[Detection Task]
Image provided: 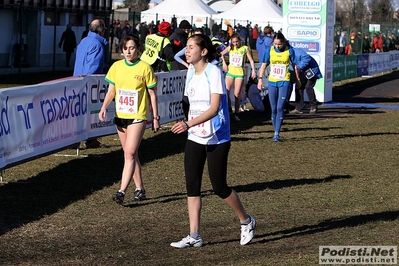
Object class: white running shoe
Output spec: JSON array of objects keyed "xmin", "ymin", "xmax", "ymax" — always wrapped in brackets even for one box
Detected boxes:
[
  {"xmin": 170, "ymin": 235, "xmax": 203, "ymax": 249},
  {"xmin": 240, "ymin": 215, "xmax": 256, "ymax": 245}
]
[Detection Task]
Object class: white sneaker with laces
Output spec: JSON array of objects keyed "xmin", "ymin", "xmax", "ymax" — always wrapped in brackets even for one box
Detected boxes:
[
  {"xmin": 170, "ymin": 235, "xmax": 203, "ymax": 249},
  {"xmin": 240, "ymin": 215, "xmax": 256, "ymax": 245}
]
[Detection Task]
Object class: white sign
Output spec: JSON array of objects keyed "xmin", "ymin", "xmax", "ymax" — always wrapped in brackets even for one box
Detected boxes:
[{"xmin": 369, "ymin": 24, "xmax": 381, "ymax": 32}]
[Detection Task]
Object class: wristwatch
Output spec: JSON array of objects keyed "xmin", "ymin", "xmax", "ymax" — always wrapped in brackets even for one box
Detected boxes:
[{"xmin": 154, "ymin": 116, "xmax": 160, "ymax": 121}]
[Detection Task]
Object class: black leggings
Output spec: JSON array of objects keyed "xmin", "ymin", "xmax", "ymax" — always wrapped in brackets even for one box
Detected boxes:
[{"xmin": 184, "ymin": 140, "xmax": 232, "ymax": 199}]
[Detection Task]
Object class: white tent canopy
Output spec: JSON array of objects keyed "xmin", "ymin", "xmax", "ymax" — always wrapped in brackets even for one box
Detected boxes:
[
  {"xmin": 212, "ymin": 0, "xmax": 283, "ymax": 31},
  {"xmin": 141, "ymin": 0, "xmax": 218, "ymax": 28}
]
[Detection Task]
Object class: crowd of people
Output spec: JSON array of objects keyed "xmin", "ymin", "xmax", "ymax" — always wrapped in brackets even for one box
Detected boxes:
[{"xmin": 334, "ymin": 28, "xmax": 399, "ymax": 55}]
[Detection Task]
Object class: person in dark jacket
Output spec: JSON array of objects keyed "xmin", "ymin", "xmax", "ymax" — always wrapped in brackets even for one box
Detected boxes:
[
  {"xmin": 59, "ymin": 24, "xmax": 77, "ymax": 67},
  {"xmin": 362, "ymin": 33, "xmax": 371, "ymax": 53},
  {"xmin": 169, "ymin": 20, "xmax": 192, "ymax": 70},
  {"xmin": 139, "ymin": 22, "xmax": 150, "ymax": 45}
]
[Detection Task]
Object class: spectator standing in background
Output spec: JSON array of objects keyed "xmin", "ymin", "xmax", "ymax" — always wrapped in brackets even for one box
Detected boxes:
[
  {"xmin": 333, "ymin": 30, "xmax": 340, "ymax": 55},
  {"xmin": 59, "ymin": 24, "xmax": 77, "ymax": 67},
  {"xmin": 348, "ymin": 32, "xmax": 361, "ymax": 54},
  {"xmin": 211, "ymin": 22, "xmax": 219, "ymax": 37},
  {"xmin": 239, "ymin": 24, "xmax": 248, "ymax": 45},
  {"xmin": 121, "ymin": 21, "xmax": 131, "ymax": 39},
  {"xmin": 339, "ymin": 30, "xmax": 347, "ymax": 55},
  {"xmin": 250, "ymin": 25, "xmax": 258, "ymax": 50},
  {"xmin": 227, "ymin": 24, "xmax": 234, "ymax": 37},
  {"xmin": 256, "ymin": 26, "xmax": 274, "ymax": 62},
  {"xmin": 362, "ymin": 33, "xmax": 371, "ymax": 53},
  {"xmin": 81, "ymin": 23, "xmax": 90, "ymax": 40},
  {"xmin": 139, "ymin": 22, "xmax": 150, "ymax": 45},
  {"xmin": 141, "ymin": 21, "xmax": 175, "ymax": 72},
  {"xmin": 169, "ymin": 20, "xmax": 192, "ymax": 70},
  {"xmin": 113, "ymin": 19, "xmax": 122, "ymax": 53},
  {"xmin": 377, "ymin": 34, "xmax": 384, "ymax": 52},
  {"xmin": 73, "ymin": 19, "xmax": 108, "ymax": 148}
]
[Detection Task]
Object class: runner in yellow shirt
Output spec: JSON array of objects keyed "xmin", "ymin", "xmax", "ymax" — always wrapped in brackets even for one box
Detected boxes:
[
  {"xmin": 221, "ymin": 33, "xmax": 257, "ymax": 121},
  {"xmin": 99, "ymin": 34, "xmax": 160, "ymax": 205}
]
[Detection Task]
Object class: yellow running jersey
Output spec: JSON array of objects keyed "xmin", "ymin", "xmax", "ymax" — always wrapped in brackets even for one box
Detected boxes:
[
  {"xmin": 227, "ymin": 45, "xmax": 248, "ymax": 77},
  {"xmin": 105, "ymin": 59, "xmax": 157, "ymax": 120},
  {"xmin": 268, "ymin": 46, "xmax": 291, "ymax": 82}
]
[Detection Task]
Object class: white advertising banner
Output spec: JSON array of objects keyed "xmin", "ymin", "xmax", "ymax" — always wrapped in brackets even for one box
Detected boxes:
[
  {"xmin": 368, "ymin": 53, "xmax": 392, "ymax": 75},
  {"xmin": 283, "ymin": 0, "xmax": 335, "ymax": 102},
  {"xmin": 0, "ymin": 72, "xmax": 186, "ymax": 169}
]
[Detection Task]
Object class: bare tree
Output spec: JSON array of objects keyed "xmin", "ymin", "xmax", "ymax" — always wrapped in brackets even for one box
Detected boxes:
[
  {"xmin": 122, "ymin": 0, "xmax": 151, "ymax": 11},
  {"xmin": 369, "ymin": 0, "xmax": 393, "ymax": 23},
  {"xmin": 336, "ymin": 0, "xmax": 368, "ymax": 28}
]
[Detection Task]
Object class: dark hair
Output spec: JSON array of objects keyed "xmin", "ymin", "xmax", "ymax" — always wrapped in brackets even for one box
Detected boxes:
[
  {"xmin": 229, "ymin": 33, "xmax": 241, "ymax": 50},
  {"xmin": 188, "ymin": 34, "xmax": 216, "ymax": 62},
  {"xmin": 263, "ymin": 26, "xmax": 274, "ymax": 35},
  {"xmin": 216, "ymin": 29, "xmax": 229, "ymax": 42},
  {"xmin": 119, "ymin": 34, "xmax": 142, "ymax": 53},
  {"xmin": 194, "ymin": 28, "xmax": 205, "ymax": 34},
  {"xmin": 273, "ymin": 32, "xmax": 287, "ymax": 43}
]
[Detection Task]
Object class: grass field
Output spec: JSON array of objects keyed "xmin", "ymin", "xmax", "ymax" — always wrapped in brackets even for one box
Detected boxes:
[{"xmin": 0, "ymin": 72, "xmax": 399, "ymax": 265}]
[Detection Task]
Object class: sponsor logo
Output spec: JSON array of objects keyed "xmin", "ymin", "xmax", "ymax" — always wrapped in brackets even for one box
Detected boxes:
[
  {"xmin": 287, "ymin": 13, "xmax": 321, "ymax": 26},
  {"xmin": 290, "ymin": 41, "xmax": 320, "ymax": 52},
  {"xmin": 288, "ymin": 27, "xmax": 321, "ymax": 40},
  {"xmin": 288, "ymin": 0, "xmax": 322, "ymax": 12}
]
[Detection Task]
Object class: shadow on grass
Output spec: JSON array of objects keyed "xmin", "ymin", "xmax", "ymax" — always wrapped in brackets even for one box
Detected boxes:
[
  {"xmin": 257, "ymin": 209, "xmax": 399, "ymax": 244},
  {"xmin": 112, "ymin": 175, "xmax": 352, "ymax": 208},
  {"xmin": 205, "ymin": 210, "xmax": 399, "ymax": 247},
  {"xmin": 0, "ymin": 130, "xmax": 188, "ymax": 236},
  {"xmin": 289, "ymin": 132, "xmax": 399, "ymax": 142},
  {"xmin": 232, "ymin": 174, "xmax": 352, "ymax": 192}
]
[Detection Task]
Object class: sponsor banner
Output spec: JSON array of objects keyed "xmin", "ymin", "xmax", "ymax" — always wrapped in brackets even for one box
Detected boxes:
[
  {"xmin": 284, "ymin": 0, "xmax": 334, "ymax": 102},
  {"xmin": 0, "ymin": 72, "xmax": 186, "ymax": 169},
  {"xmin": 368, "ymin": 53, "xmax": 392, "ymax": 75},
  {"xmin": 357, "ymin": 54, "xmax": 369, "ymax": 76}
]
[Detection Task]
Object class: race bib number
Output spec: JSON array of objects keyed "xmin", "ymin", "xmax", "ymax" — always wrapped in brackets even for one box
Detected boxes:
[
  {"xmin": 270, "ymin": 64, "xmax": 286, "ymax": 80},
  {"xmin": 116, "ymin": 88, "xmax": 138, "ymax": 115},
  {"xmin": 189, "ymin": 109, "xmax": 213, "ymax": 138},
  {"xmin": 230, "ymin": 53, "xmax": 243, "ymax": 67}
]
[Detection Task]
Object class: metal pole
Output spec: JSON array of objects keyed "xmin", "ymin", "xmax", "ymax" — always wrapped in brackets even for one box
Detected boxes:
[
  {"xmin": 18, "ymin": 0, "xmax": 23, "ymax": 78},
  {"xmin": 53, "ymin": 6, "xmax": 57, "ymax": 75}
]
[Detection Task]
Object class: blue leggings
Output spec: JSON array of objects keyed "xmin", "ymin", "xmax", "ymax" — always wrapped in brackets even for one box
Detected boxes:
[{"xmin": 268, "ymin": 84, "xmax": 290, "ymax": 134}]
